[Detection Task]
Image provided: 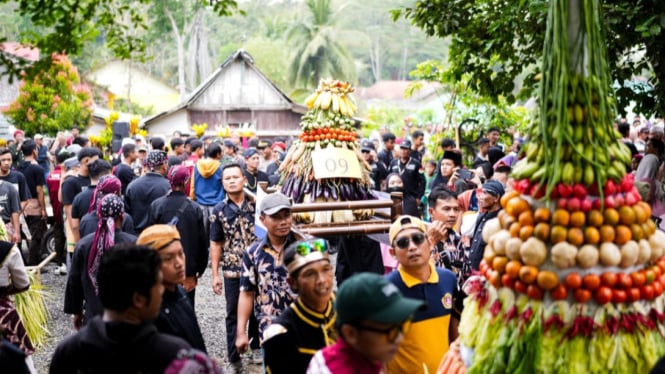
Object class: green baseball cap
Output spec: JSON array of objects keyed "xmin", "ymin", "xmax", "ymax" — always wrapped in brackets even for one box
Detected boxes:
[{"xmin": 335, "ymin": 273, "xmax": 426, "ymax": 326}]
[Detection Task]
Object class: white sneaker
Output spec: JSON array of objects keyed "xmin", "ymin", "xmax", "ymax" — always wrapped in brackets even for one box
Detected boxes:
[{"xmin": 57, "ymin": 264, "xmax": 67, "ymax": 275}]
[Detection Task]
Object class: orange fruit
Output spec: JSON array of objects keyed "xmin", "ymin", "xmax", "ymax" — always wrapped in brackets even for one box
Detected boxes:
[
  {"xmin": 534, "ymin": 222, "xmax": 550, "ymax": 241},
  {"xmin": 644, "ymin": 220, "xmax": 657, "ymax": 236},
  {"xmin": 534, "ymin": 207, "xmax": 551, "ymax": 223},
  {"xmin": 536, "ymin": 270, "xmax": 559, "ymax": 291},
  {"xmin": 550, "ymin": 225, "xmax": 568, "ymax": 244},
  {"xmin": 614, "ymin": 225, "xmax": 631, "ymax": 245},
  {"xmin": 570, "ymin": 211, "xmax": 586, "ymax": 228},
  {"xmin": 630, "ymin": 223, "xmax": 645, "ymax": 241},
  {"xmin": 633, "ymin": 205, "xmax": 648, "ymax": 224},
  {"xmin": 600, "ymin": 225, "xmax": 616, "ymax": 243},
  {"xmin": 519, "ymin": 265, "xmax": 539, "ymax": 284},
  {"xmin": 518, "ymin": 210, "xmax": 535, "ymax": 227},
  {"xmin": 552, "ymin": 209, "xmax": 570, "ymax": 227},
  {"xmin": 505, "ymin": 260, "xmax": 522, "ymax": 279},
  {"xmin": 567, "ymin": 227, "xmax": 584, "ymax": 246},
  {"xmin": 587, "ymin": 210, "xmax": 604, "ymax": 227},
  {"xmin": 519, "ymin": 225, "xmax": 534, "ymax": 241},
  {"xmin": 492, "ymin": 256, "xmax": 509, "ymax": 274},
  {"xmin": 506, "ymin": 197, "xmax": 530, "ymax": 217},
  {"xmin": 501, "ymin": 190, "xmax": 520, "ymax": 209},
  {"xmin": 489, "ymin": 271, "xmax": 501, "ymax": 288},
  {"xmin": 509, "ymin": 222, "xmax": 521, "ymax": 238},
  {"xmin": 604, "ymin": 208, "xmax": 620, "ymax": 226},
  {"xmin": 619, "ymin": 206, "xmax": 636, "ymax": 225},
  {"xmin": 637, "ymin": 202, "xmax": 652, "ymax": 218},
  {"xmin": 584, "ymin": 226, "xmax": 600, "ymax": 245}
]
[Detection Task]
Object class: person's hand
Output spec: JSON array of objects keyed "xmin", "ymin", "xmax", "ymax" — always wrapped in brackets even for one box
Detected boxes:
[
  {"xmin": 212, "ymin": 275, "xmax": 223, "ymax": 296},
  {"xmin": 73, "ymin": 313, "xmax": 84, "ymax": 330},
  {"xmin": 428, "ymin": 220, "xmax": 448, "ymax": 245},
  {"xmin": 41, "ymin": 209, "xmax": 47, "ymax": 220},
  {"xmin": 11, "ymin": 230, "xmax": 21, "ymax": 244},
  {"xmin": 449, "ymin": 168, "xmax": 460, "ymax": 185},
  {"xmin": 236, "ymin": 331, "xmax": 249, "ymax": 354}
]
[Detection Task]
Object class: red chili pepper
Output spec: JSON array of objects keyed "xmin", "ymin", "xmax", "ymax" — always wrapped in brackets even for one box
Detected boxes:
[
  {"xmin": 504, "ymin": 305, "xmax": 518, "ymax": 323},
  {"xmin": 489, "ymin": 300, "xmax": 502, "ymax": 317},
  {"xmin": 544, "ymin": 314, "xmax": 564, "ymax": 334}
]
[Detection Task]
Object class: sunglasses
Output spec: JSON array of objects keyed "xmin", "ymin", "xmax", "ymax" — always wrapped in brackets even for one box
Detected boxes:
[
  {"xmin": 394, "ymin": 232, "xmax": 427, "ymax": 250},
  {"xmin": 352, "ymin": 319, "xmax": 412, "ymax": 342},
  {"xmin": 295, "ymin": 238, "xmax": 329, "ymax": 256}
]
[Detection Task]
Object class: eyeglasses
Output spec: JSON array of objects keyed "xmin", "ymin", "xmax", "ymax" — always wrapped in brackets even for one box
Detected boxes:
[
  {"xmin": 295, "ymin": 238, "xmax": 329, "ymax": 256},
  {"xmin": 394, "ymin": 232, "xmax": 427, "ymax": 250},
  {"xmin": 352, "ymin": 319, "xmax": 412, "ymax": 342}
]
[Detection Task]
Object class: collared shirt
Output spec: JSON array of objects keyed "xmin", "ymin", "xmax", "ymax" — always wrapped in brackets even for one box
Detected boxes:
[
  {"xmin": 239, "ymin": 233, "xmax": 298, "ymax": 335},
  {"xmin": 209, "ymin": 194, "xmax": 256, "ymax": 278},
  {"xmin": 432, "ymin": 230, "xmax": 468, "ymax": 289},
  {"xmin": 386, "ymin": 262, "xmax": 456, "ymax": 374},
  {"xmin": 307, "ymin": 337, "xmax": 382, "ymax": 374}
]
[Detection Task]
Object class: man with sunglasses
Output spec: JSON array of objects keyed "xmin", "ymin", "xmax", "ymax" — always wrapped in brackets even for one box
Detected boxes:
[
  {"xmin": 385, "ymin": 215, "xmax": 458, "ymax": 373},
  {"xmin": 236, "ymin": 192, "xmax": 300, "ymax": 360},
  {"xmin": 307, "ymin": 272, "xmax": 424, "ymax": 373},
  {"xmin": 263, "ymin": 238, "xmax": 336, "ymax": 373}
]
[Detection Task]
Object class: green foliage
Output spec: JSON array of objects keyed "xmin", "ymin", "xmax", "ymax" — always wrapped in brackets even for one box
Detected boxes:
[
  {"xmin": 244, "ymin": 36, "xmax": 291, "ymax": 91},
  {"xmin": 362, "ymin": 106, "xmax": 409, "ymax": 136},
  {"xmin": 113, "ymin": 98, "xmax": 154, "ymax": 117},
  {"xmin": 392, "ymin": 0, "xmax": 665, "ymax": 116},
  {"xmin": 286, "ymin": 0, "xmax": 357, "ymax": 89},
  {"xmin": 3, "ymin": 54, "xmax": 93, "ymax": 136}
]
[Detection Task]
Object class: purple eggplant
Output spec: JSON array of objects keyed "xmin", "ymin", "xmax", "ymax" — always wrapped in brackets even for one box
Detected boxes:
[
  {"xmin": 302, "ymin": 180, "xmax": 312, "ymax": 195},
  {"xmin": 323, "ymin": 183, "xmax": 330, "ymax": 200},
  {"xmin": 292, "ymin": 175, "xmax": 302, "ymax": 200},
  {"xmin": 330, "ymin": 184, "xmax": 339, "ymax": 200}
]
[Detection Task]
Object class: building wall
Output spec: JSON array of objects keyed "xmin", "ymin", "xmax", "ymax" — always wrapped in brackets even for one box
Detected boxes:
[
  {"xmin": 189, "ymin": 110, "xmax": 302, "ymax": 133},
  {"xmin": 146, "ymin": 110, "xmax": 190, "ymax": 138}
]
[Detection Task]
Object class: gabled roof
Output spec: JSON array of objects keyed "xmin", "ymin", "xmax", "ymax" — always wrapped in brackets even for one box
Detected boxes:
[{"xmin": 143, "ymin": 49, "xmax": 306, "ymax": 127}]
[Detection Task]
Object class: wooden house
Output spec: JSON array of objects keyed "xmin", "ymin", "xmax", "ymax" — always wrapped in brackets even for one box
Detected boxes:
[{"xmin": 142, "ymin": 50, "xmax": 306, "ymax": 139}]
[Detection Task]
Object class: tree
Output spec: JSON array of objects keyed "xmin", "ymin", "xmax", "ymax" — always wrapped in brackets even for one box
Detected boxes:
[
  {"xmin": 392, "ymin": 0, "xmax": 665, "ymax": 116},
  {"xmin": 286, "ymin": 0, "xmax": 357, "ymax": 89},
  {"xmin": 0, "ymin": 0, "xmax": 242, "ymax": 84},
  {"xmin": 3, "ymin": 54, "xmax": 93, "ymax": 136}
]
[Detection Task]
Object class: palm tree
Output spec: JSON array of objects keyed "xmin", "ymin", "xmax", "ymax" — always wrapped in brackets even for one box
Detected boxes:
[{"xmin": 286, "ymin": 0, "xmax": 357, "ymax": 90}]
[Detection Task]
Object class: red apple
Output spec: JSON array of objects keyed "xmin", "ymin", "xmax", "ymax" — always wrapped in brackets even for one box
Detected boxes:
[
  {"xmin": 592, "ymin": 198, "xmax": 602, "ymax": 210},
  {"xmin": 557, "ymin": 198, "xmax": 568, "ymax": 210},
  {"xmin": 614, "ymin": 193, "xmax": 625, "ymax": 207},
  {"xmin": 573, "ymin": 183, "xmax": 587, "ymax": 199},
  {"xmin": 567, "ymin": 197, "xmax": 581, "ymax": 211},
  {"xmin": 580, "ymin": 198, "xmax": 593, "ymax": 212},
  {"xmin": 604, "ymin": 194, "xmax": 616, "ymax": 209},
  {"xmin": 557, "ymin": 184, "xmax": 572, "ymax": 198},
  {"xmin": 604, "ymin": 180, "xmax": 617, "ymax": 195}
]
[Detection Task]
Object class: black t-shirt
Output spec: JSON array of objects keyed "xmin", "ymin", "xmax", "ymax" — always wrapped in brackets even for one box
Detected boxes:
[
  {"xmin": 114, "ymin": 163, "xmax": 136, "ymax": 195},
  {"xmin": 0, "ymin": 171, "xmax": 31, "ymax": 202},
  {"xmin": 70, "ymin": 186, "xmax": 95, "ymax": 220},
  {"xmin": 16, "ymin": 161, "xmax": 45, "ymax": 198},
  {"xmin": 61, "ymin": 175, "xmax": 91, "ymax": 206}
]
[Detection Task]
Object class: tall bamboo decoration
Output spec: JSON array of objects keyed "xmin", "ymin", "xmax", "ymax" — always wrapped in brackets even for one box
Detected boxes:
[{"xmin": 440, "ymin": 1, "xmax": 665, "ymax": 372}]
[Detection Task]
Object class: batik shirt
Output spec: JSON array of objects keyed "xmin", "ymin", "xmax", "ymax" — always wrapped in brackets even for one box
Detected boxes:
[
  {"xmin": 209, "ymin": 195, "xmax": 256, "ymax": 278},
  {"xmin": 432, "ymin": 230, "xmax": 468, "ymax": 289},
  {"xmin": 239, "ymin": 233, "xmax": 298, "ymax": 336}
]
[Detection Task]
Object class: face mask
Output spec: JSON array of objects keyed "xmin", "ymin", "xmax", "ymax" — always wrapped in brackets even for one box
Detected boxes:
[{"xmin": 387, "ymin": 186, "xmax": 404, "ymax": 193}]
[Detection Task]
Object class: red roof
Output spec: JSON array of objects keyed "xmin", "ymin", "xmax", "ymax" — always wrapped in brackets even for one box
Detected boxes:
[{"xmin": 0, "ymin": 42, "xmax": 39, "ymax": 61}]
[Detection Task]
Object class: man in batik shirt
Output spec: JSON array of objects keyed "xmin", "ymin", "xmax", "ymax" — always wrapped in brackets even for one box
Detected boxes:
[
  {"xmin": 236, "ymin": 193, "xmax": 301, "ymax": 357},
  {"xmin": 209, "ymin": 163, "xmax": 260, "ymax": 372}
]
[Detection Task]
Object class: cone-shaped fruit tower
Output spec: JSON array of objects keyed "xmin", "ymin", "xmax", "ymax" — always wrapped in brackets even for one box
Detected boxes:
[
  {"xmin": 441, "ymin": 1, "xmax": 665, "ymax": 372},
  {"xmin": 279, "ymin": 79, "xmax": 376, "ymax": 223}
]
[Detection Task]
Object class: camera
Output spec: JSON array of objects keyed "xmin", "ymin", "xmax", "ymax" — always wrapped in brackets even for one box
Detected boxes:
[{"xmin": 456, "ymin": 169, "xmax": 474, "ymax": 180}]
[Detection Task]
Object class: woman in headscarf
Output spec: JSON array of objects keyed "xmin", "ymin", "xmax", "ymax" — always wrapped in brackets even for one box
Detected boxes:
[
  {"xmin": 63, "ymin": 194, "xmax": 138, "ymax": 330},
  {"xmin": 78, "ymin": 175, "xmax": 136, "ymax": 237}
]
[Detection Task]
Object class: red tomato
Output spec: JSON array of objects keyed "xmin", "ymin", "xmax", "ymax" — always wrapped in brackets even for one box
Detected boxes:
[
  {"xmin": 642, "ymin": 284, "xmax": 655, "ymax": 300},
  {"xmin": 514, "ymin": 280, "xmax": 527, "ymax": 294},
  {"xmin": 657, "ymin": 260, "xmax": 665, "ymax": 274},
  {"xmin": 652, "ymin": 265, "xmax": 663, "ymax": 278},
  {"xmin": 550, "ymin": 284, "xmax": 568, "ymax": 300},
  {"xmin": 612, "ymin": 289, "xmax": 627, "ymax": 304},
  {"xmin": 479, "ymin": 260, "xmax": 488, "ymax": 274},
  {"xmin": 565, "ymin": 272, "xmax": 583, "ymax": 290},
  {"xmin": 617, "ymin": 273, "xmax": 633, "ymax": 289},
  {"xmin": 527, "ymin": 284, "xmax": 544, "ymax": 300},
  {"xmin": 574, "ymin": 289, "xmax": 592, "ymax": 303},
  {"xmin": 583, "ymin": 274, "xmax": 601, "ymax": 290},
  {"xmin": 628, "ymin": 288, "xmax": 641, "ymax": 302},
  {"xmin": 632, "ymin": 271, "xmax": 646, "ymax": 287},
  {"xmin": 594, "ymin": 287, "xmax": 613, "ymax": 304},
  {"xmin": 501, "ymin": 274, "xmax": 515, "ymax": 289},
  {"xmin": 654, "ymin": 281, "xmax": 664, "ymax": 297},
  {"xmin": 601, "ymin": 272, "xmax": 618, "ymax": 288}
]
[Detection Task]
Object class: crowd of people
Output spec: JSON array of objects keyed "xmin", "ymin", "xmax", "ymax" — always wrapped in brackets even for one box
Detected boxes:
[{"xmin": 0, "ymin": 116, "xmax": 661, "ymax": 373}]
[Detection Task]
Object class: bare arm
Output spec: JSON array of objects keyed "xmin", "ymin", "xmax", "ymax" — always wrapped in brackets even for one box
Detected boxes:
[
  {"xmin": 64, "ymin": 205, "xmax": 79, "ymax": 243},
  {"xmin": 11, "ymin": 212, "xmax": 20, "ymax": 244},
  {"xmin": 71, "ymin": 217, "xmax": 80, "ymax": 243},
  {"xmin": 236, "ymin": 290, "xmax": 255, "ymax": 354},
  {"xmin": 37, "ymin": 185, "xmax": 47, "ymax": 219},
  {"xmin": 210, "ymin": 240, "xmax": 223, "ymax": 295}
]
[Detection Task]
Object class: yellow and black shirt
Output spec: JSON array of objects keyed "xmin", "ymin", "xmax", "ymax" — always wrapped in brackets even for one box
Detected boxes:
[{"xmin": 262, "ymin": 297, "xmax": 337, "ymax": 374}]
